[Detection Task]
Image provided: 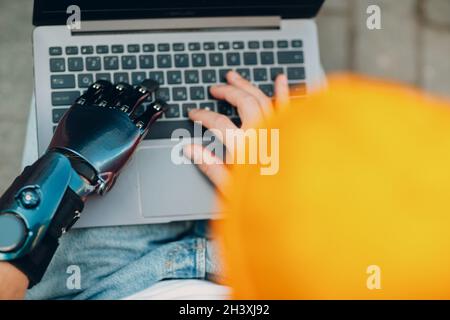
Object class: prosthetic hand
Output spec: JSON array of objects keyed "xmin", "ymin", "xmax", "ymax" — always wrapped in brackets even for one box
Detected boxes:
[{"xmin": 0, "ymin": 79, "xmax": 165, "ymax": 287}]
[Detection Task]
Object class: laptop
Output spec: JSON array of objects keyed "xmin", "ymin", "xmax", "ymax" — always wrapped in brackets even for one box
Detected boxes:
[{"xmin": 32, "ymin": 0, "xmax": 325, "ymax": 228}]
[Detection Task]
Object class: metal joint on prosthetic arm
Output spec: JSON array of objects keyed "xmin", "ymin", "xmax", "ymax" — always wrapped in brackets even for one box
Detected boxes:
[{"xmin": 0, "ymin": 151, "xmax": 93, "ymax": 287}]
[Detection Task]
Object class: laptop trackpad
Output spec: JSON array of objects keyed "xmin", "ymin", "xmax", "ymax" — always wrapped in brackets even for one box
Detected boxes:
[{"xmin": 136, "ymin": 145, "xmax": 218, "ymax": 218}]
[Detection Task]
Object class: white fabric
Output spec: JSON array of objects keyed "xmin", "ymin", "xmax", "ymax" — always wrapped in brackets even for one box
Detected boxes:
[{"xmin": 123, "ymin": 280, "xmax": 230, "ymax": 300}]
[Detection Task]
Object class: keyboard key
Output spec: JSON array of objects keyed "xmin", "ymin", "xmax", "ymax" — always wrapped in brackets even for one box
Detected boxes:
[
  {"xmin": 199, "ymin": 102, "xmax": 215, "ymax": 111},
  {"xmin": 209, "ymin": 53, "xmax": 224, "ymax": 67},
  {"xmin": 277, "ymin": 40, "xmax": 288, "ymax": 48},
  {"xmin": 260, "ymin": 52, "xmax": 275, "ymax": 65},
  {"xmin": 270, "ymin": 67, "xmax": 284, "ymax": 80},
  {"xmin": 127, "ymin": 44, "xmax": 140, "ymax": 53},
  {"xmin": 65, "ymin": 46, "xmax": 78, "ymax": 55},
  {"xmin": 259, "ymin": 84, "xmax": 274, "ymax": 97},
  {"xmin": 219, "ymin": 69, "xmax": 231, "ymax": 83},
  {"xmin": 78, "ymin": 74, "xmax": 94, "ymax": 88},
  {"xmin": 167, "ymin": 71, "xmax": 182, "ymax": 84},
  {"xmin": 253, "ymin": 68, "xmax": 268, "ymax": 82},
  {"xmin": 165, "ymin": 104, "xmax": 180, "ymax": 118},
  {"xmin": 182, "ymin": 103, "xmax": 197, "ymax": 117},
  {"xmin": 190, "ymin": 86, "xmax": 205, "ymax": 100},
  {"xmin": 174, "ymin": 54, "xmax": 189, "ymax": 68},
  {"xmin": 49, "ymin": 47, "xmax": 62, "ymax": 56},
  {"xmin": 218, "ymin": 42, "xmax": 230, "ymax": 50},
  {"xmin": 50, "ymin": 58, "xmax": 66, "ymax": 72},
  {"xmin": 143, "ymin": 44, "xmax": 155, "ymax": 52},
  {"xmin": 81, "ymin": 46, "xmax": 94, "ymax": 54},
  {"xmin": 95, "ymin": 73, "xmax": 111, "ymax": 81},
  {"xmin": 203, "ymin": 42, "xmax": 215, "ymax": 51},
  {"xmin": 139, "ymin": 55, "xmax": 154, "ymax": 69},
  {"xmin": 192, "ymin": 54, "xmax": 206, "ymax": 67},
  {"xmin": 188, "ymin": 42, "xmax": 201, "ymax": 51},
  {"xmin": 86, "ymin": 56, "xmax": 101, "ymax": 71},
  {"xmin": 50, "ymin": 75, "xmax": 75, "ymax": 89},
  {"xmin": 232, "ymin": 41, "xmax": 244, "ymax": 49},
  {"xmin": 173, "ymin": 43, "xmax": 185, "ymax": 51},
  {"xmin": 226, "ymin": 52, "xmax": 240, "ymax": 66},
  {"xmin": 157, "ymin": 54, "xmax": 172, "ymax": 68},
  {"xmin": 67, "ymin": 57, "xmax": 83, "ymax": 71},
  {"xmin": 289, "ymin": 83, "xmax": 307, "ymax": 96},
  {"xmin": 111, "ymin": 45, "xmax": 124, "ymax": 53},
  {"xmin": 287, "ymin": 67, "xmax": 305, "ymax": 80},
  {"xmin": 172, "ymin": 87, "xmax": 188, "ymax": 101},
  {"xmin": 104, "ymin": 56, "xmax": 119, "ymax": 70},
  {"xmin": 113, "ymin": 72, "xmax": 129, "ymax": 83},
  {"xmin": 184, "ymin": 70, "xmax": 199, "ymax": 84},
  {"xmin": 52, "ymin": 108, "xmax": 68, "ymax": 123},
  {"xmin": 206, "ymin": 85, "xmax": 214, "ymax": 100},
  {"xmin": 217, "ymin": 101, "xmax": 234, "ymax": 116},
  {"xmin": 131, "ymin": 72, "xmax": 146, "ymax": 85},
  {"xmin": 121, "ymin": 56, "xmax": 137, "ymax": 69},
  {"xmin": 156, "ymin": 87, "xmax": 170, "ymax": 101},
  {"xmin": 277, "ymin": 51, "xmax": 304, "ymax": 64},
  {"xmin": 158, "ymin": 43, "xmax": 170, "ymax": 52},
  {"xmin": 202, "ymin": 70, "xmax": 217, "ymax": 83},
  {"xmin": 243, "ymin": 52, "xmax": 257, "ymax": 65},
  {"xmin": 149, "ymin": 71, "xmax": 165, "ymax": 85},
  {"xmin": 248, "ymin": 41, "xmax": 260, "ymax": 49},
  {"xmin": 263, "ymin": 40, "xmax": 274, "ymax": 49},
  {"xmin": 51, "ymin": 91, "xmax": 80, "ymax": 106},
  {"xmin": 291, "ymin": 39, "xmax": 303, "ymax": 48},
  {"xmin": 236, "ymin": 68, "xmax": 251, "ymax": 81},
  {"xmin": 96, "ymin": 45, "xmax": 109, "ymax": 54}
]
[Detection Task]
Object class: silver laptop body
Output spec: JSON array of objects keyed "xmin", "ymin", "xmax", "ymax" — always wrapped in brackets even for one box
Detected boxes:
[{"xmin": 32, "ymin": 0, "xmax": 325, "ymax": 227}]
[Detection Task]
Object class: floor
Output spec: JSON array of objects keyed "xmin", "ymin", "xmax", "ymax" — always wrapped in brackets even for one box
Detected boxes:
[{"xmin": 0, "ymin": 0, "xmax": 449, "ymax": 193}]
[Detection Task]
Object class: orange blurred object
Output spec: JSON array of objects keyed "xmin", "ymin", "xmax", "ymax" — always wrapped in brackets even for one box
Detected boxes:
[{"xmin": 215, "ymin": 74, "xmax": 450, "ymax": 299}]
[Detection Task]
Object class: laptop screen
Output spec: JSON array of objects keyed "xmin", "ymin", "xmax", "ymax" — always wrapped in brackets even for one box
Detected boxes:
[{"xmin": 33, "ymin": 0, "xmax": 325, "ymax": 26}]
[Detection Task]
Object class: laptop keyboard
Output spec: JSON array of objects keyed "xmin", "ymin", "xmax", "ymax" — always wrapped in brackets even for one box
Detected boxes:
[{"xmin": 48, "ymin": 39, "xmax": 306, "ymax": 139}]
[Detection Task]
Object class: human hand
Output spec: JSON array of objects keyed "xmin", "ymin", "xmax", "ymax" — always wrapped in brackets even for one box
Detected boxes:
[{"xmin": 183, "ymin": 71, "xmax": 290, "ymax": 194}]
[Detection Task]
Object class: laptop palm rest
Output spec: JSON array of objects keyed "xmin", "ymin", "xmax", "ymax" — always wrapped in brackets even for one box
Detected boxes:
[
  {"xmin": 136, "ymin": 145, "xmax": 217, "ymax": 218},
  {"xmin": 75, "ymin": 144, "xmax": 217, "ymax": 228}
]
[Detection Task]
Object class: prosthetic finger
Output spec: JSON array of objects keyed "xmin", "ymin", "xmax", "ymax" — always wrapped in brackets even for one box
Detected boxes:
[
  {"xmin": 126, "ymin": 79, "xmax": 160, "ymax": 116},
  {"xmin": 106, "ymin": 82, "xmax": 135, "ymax": 111},
  {"xmin": 75, "ymin": 80, "xmax": 113, "ymax": 106},
  {"xmin": 133, "ymin": 99, "xmax": 167, "ymax": 134}
]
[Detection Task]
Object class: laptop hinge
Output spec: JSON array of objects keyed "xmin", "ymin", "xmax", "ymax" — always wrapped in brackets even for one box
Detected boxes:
[{"xmin": 72, "ymin": 16, "xmax": 281, "ymax": 34}]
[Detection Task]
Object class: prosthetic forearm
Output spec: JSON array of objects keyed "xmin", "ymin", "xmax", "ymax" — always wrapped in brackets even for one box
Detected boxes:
[
  {"xmin": 0, "ymin": 79, "xmax": 165, "ymax": 288},
  {"xmin": 0, "ymin": 151, "xmax": 91, "ymax": 286}
]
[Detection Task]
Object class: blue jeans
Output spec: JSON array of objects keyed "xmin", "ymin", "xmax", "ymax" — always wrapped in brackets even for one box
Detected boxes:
[{"xmin": 26, "ymin": 220, "xmax": 220, "ymax": 300}]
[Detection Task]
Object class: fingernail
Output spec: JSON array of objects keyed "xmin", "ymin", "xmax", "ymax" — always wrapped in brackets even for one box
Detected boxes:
[
  {"xmin": 227, "ymin": 70, "xmax": 239, "ymax": 80},
  {"xmin": 188, "ymin": 108, "xmax": 199, "ymax": 115},
  {"xmin": 278, "ymin": 74, "xmax": 288, "ymax": 84},
  {"xmin": 183, "ymin": 145, "xmax": 192, "ymax": 158}
]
